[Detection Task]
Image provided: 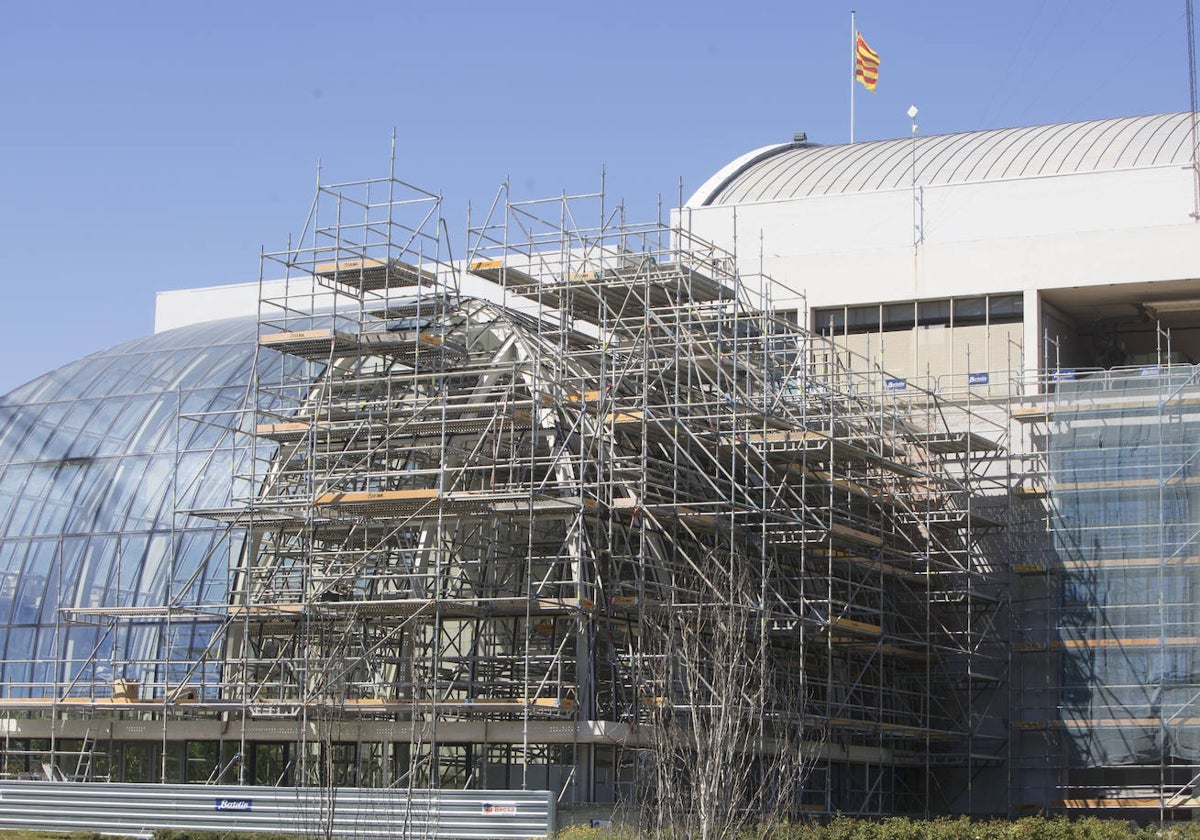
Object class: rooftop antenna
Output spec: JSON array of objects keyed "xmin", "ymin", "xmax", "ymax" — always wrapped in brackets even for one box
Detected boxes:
[
  {"xmin": 1188, "ymin": 0, "xmax": 1200, "ymax": 220},
  {"xmin": 389, "ymin": 127, "xmax": 397, "ymax": 182},
  {"xmin": 909, "ymin": 104, "xmax": 921, "ymax": 301},
  {"xmin": 908, "ymin": 104, "xmax": 921, "ymax": 248}
]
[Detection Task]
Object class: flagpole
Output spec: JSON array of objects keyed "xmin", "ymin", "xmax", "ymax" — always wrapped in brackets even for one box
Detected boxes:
[{"xmin": 850, "ymin": 10, "xmax": 856, "ymax": 144}]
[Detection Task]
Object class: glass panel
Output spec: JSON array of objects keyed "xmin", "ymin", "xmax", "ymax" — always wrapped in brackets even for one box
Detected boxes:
[
  {"xmin": 128, "ymin": 398, "xmax": 179, "ymax": 452},
  {"xmin": 0, "ymin": 464, "xmax": 32, "ymax": 533},
  {"xmin": 988, "ymin": 293, "xmax": 1024, "ymax": 320},
  {"xmin": 107, "ymin": 396, "xmax": 160, "ymax": 447},
  {"xmin": 953, "ymin": 296, "xmax": 987, "ymax": 326},
  {"xmin": 7, "ymin": 466, "xmax": 52, "ymax": 537},
  {"xmin": 0, "ymin": 541, "xmax": 23, "ymax": 625},
  {"xmin": 125, "ymin": 456, "xmax": 175, "ymax": 530},
  {"xmin": 72, "ymin": 535, "xmax": 120, "ymax": 611},
  {"xmin": 813, "ymin": 308, "xmax": 844, "ymax": 334},
  {"xmin": 881, "ymin": 302, "xmax": 915, "ymax": 330},
  {"xmin": 76, "ymin": 357, "xmax": 127, "ymax": 399},
  {"xmin": 61, "ymin": 624, "xmax": 103, "ymax": 691},
  {"xmin": 918, "ymin": 299, "xmax": 952, "ymax": 327},
  {"xmin": 62, "ymin": 461, "xmax": 118, "ymax": 535},
  {"xmin": 3, "ymin": 626, "xmax": 35, "ymax": 695},
  {"xmin": 14, "ymin": 539, "xmax": 54, "ymax": 625},
  {"xmin": 87, "ymin": 396, "xmax": 132, "ymax": 455},
  {"xmin": 0, "ymin": 406, "xmax": 29, "ymax": 452},
  {"xmin": 847, "ymin": 305, "xmax": 881, "ymax": 332},
  {"xmin": 139, "ymin": 534, "xmax": 173, "ymax": 605},
  {"xmin": 116, "ymin": 535, "xmax": 148, "ymax": 608}
]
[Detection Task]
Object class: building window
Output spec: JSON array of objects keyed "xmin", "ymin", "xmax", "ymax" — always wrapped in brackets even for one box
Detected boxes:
[
  {"xmin": 952, "ymin": 297, "xmax": 987, "ymax": 327},
  {"xmin": 814, "ymin": 292, "xmax": 1022, "ymax": 336},
  {"xmin": 988, "ymin": 294, "xmax": 1023, "ymax": 322},
  {"xmin": 814, "ymin": 309, "xmax": 845, "ymax": 334},
  {"xmin": 847, "ymin": 305, "xmax": 881, "ymax": 332},
  {"xmin": 882, "ymin": 303, "xmax": 915, "ymax": 330},
  {"xmin": 918, "ymin": 299, "xmax": 952, "ymax": 328}
]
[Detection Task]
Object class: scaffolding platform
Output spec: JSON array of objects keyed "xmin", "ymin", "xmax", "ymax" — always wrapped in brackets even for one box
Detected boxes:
[
  {"xmin": 483, "ymin": 260, "xmax": 733, "ymax": 327},
  {"xmin": 311, "ymin": 488, "xmax": 595, "ymax": 520},
  {"xmin": 260, "ymin": 327, "xmax": 467, "ymax": 365},
  {"xmin": 468, "ymin": 259, "xmax": 537, "ymax": 288},
  {"xmin": 260, "ymin": 328, "xmax": 358, "ymax": 359},
  {"xmin": 1012, "ymin": 479, "xmax": 1047, "ymax": 498},
  {"xmin": 912, "ymin": 431, "xmax": 1000, "ymax": 453},
  {"xmin": 315, "ymin": 257, "xmax": 436, "ymax": 291}
]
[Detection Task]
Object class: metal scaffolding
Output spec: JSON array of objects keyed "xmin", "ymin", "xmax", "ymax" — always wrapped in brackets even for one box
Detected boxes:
[{"xmin": 1, "ymin": 172, "xmax": 1009, "ymax": 818}]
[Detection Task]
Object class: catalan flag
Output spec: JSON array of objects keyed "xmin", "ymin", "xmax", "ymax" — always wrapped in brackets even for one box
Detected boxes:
[{"xmin": 855, "ymin": 32, "xmax": 880, "ymax": 92}]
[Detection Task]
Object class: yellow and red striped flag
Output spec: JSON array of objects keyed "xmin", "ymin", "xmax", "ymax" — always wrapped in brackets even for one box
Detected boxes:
[{"xmin": 855, "ymin": 32, "xmax": 880, "ymax": 92}]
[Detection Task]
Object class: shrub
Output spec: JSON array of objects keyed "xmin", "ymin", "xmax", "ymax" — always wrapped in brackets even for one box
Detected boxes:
[{"xmin": 551, "ymin": 815, "xmax": 1175, "ymax": 840}]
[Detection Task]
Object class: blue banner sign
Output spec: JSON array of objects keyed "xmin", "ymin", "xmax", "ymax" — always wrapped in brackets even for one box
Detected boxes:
[{"xmin": 215, "ymin": 799, "xmax": 253, "ymax": 812}]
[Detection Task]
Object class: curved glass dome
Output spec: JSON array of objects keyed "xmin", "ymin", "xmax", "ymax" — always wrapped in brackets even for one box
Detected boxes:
[{"xmin": 0, "ymin": 317, "xmax": 304, "ymax": 699}]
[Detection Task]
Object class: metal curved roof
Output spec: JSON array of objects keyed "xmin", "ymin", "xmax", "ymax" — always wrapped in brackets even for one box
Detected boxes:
[{"xmin": 689, "ymin": 113, "xmax": 1197, "ymax": 207}]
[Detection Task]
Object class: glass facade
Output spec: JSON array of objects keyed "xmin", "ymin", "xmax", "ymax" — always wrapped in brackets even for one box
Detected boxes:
[{"xmin": 0, "ymin": 317, "xmax": 302, "ymax": 700}]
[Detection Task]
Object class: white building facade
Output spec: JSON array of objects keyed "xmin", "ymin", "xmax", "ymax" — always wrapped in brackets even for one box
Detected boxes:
[{"xmin": 678, "ymin": 113, "xmax": 1200, "ymax": 393}]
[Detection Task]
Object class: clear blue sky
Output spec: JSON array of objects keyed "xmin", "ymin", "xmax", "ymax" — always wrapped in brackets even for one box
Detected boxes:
[{"xmin": 0, "ymin": 1, "xmax": 1190, "ymax": 395}]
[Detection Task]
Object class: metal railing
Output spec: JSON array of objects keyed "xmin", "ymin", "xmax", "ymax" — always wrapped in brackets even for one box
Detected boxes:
[{"xmin": 0, "ymin": 780, "xmax": 553, "ymax": 839}]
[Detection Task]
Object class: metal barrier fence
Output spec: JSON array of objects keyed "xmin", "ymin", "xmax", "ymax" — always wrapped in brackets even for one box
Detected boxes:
[{"xmin": 0, "ymin": 780, "xmax": 554, "ymax": 838}]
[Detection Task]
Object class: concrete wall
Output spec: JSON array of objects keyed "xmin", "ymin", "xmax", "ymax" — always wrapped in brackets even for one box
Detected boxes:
[{"xmin": 155, "ymin": 280, "xmax": 281, "ymax": 332}]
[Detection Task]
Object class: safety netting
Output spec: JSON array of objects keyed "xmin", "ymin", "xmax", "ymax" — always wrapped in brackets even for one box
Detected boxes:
[{"xmin": 1047, "ymin": 366, "xmax": 1200, "ymax": 766}]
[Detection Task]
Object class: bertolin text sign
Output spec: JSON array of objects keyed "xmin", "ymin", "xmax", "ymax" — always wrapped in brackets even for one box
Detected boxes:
[{"xmin": 215, "ymin": 798, "xmax": 253, "ymax": 812}]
